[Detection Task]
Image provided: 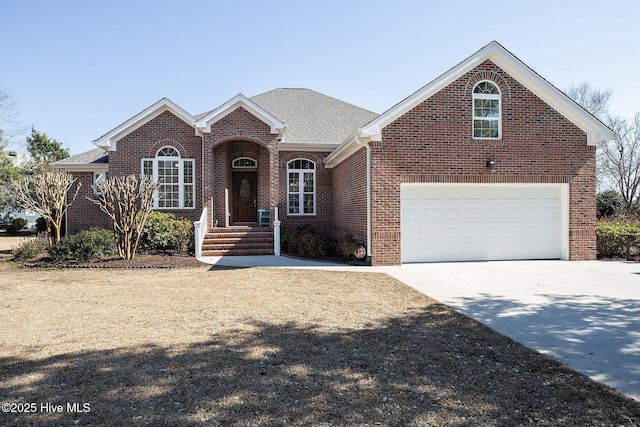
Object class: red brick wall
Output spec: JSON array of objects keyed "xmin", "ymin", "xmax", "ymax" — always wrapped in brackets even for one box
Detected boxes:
[
  {"xmin": 277, "ymin": 151, "xmax": 333, "ymax": 237},
  {"xmin": 368, "ymin": 60, "xmax": 595, "ymax": 265},
  {"xmin": 108, "ymin": 110, "xmax": 203, "ymax": 223},
  {"xmin": 203, "ymin": 108, "xmax": 280, "ymax": 229},
  {"xmin": 66, "ymin": 172, "xmax": 112, "ymax": 234},
  {"xmin": 331, "ymin": 147, "xmax": 368, "ymax": 244}
]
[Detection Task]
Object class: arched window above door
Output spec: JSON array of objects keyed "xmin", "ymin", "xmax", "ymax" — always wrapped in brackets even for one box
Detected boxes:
[{"xmin": 232, "ymin": 157, "xmax": 257, "ymax": 168}]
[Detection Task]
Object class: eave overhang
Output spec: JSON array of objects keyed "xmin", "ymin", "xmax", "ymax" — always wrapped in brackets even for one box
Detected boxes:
[{"xmin": 92, "ymin": 98, "xmax": 196, "ymax": 151}]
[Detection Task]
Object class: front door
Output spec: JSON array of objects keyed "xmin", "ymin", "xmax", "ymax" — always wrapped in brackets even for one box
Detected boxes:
[{"xmin": 233, "ymin": 172, "xmax": 257, "ymax": 223}]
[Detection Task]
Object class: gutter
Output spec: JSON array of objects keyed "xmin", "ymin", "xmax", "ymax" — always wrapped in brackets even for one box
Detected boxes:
[{"xmin": 354, "ymin": 129, "xmax": 372, "ymax": 258}]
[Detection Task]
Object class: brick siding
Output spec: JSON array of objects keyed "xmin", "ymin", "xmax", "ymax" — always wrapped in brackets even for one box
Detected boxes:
[
  {"xmin": 66, "ymin": 59, "xmax": 597, "ymax": 265},
  {"xmin": 65, "ymin": 172, "xmax": 112, "ymax": 234},
  {"xmin": 277, "ymin": 151, "xmax": 333, "ymax": 237},
  {"xmin": 366, "ymin": 60, "xmax": 595, "ymax": 265},
  {"xmin": 108, "ymin": 110, "xmax": 203, "ymax": 222},
  {"xmin": 331, "ymin": 147, "xmax": 368, "ymax": 244}
]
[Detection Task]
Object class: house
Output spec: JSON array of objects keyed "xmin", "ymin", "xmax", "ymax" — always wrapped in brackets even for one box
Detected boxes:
[
  {"xmin": 1, "ymin": 151, "xmax": 40, "ymax": 230},
  {"xmin": 53, "ymin": 41, "xmax": 614, "ymax": 265}
]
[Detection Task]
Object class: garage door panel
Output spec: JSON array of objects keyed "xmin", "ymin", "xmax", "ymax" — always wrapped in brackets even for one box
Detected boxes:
[{"xmin": 401, "ymin": 185, "xmax": 563, "ymax": 263}]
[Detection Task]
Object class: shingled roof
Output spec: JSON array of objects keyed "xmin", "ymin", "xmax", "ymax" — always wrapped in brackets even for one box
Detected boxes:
[
  {"xmin": 52, "ymin": 147, "xmax": 108, "ymax": 171},
  {"xmin": 56, "ymin": 89, "xmax": 380, "ymax": 167},
  {"xmin": 250, "ymin": 88, "xmax": 378, "ymax": 144}
]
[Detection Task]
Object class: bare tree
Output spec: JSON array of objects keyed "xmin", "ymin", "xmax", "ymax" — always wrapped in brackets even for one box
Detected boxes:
[
  {"xmin": 566, "ymin": 82, "xmax": 613, "ymax": 119},
  {"xmin": 598, "ymin": 113, "xmax": 640, "ymax": 206},
  {"xmin": 0, "ymin": 89, "xmax": 28, "ymax": 148},
  {"xmin": 9, "ymin": 169, "xmax": 81, "ymax": 244},
  {"xmin": 90, "ymin": 174, "xmax": 160, "ymax": 260}
]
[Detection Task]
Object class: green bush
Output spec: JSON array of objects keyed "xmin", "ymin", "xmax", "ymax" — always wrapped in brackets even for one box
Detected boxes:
[
  {"xmin": 596, "ymin": 219, "xmax": 640, "ymax": 258},
  {"xmin": 281, "ymin": 225, "xmax": 333, "ymax": 258},
  {"xmin": 11, "ymin": 237, "xmax": 47, "ymax": 261},
  {"xmin": 6, "ymin": 217, "xmax": 28, "ymax": 235},
  {"xmin": 139, "ymin": 212, "xmax": 193, "ymax": 254},
  {"xmin": 49, "ymin": 228, "xmax": 117, "ymax": 261}
]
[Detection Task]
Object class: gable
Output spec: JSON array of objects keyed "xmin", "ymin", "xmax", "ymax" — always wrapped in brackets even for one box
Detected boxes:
[
  {"xmin": 360, "ymin": 41, "xmax": 614, "ymax": 146},
  {"xmin": 194, "ymin": 94, "xmax": 285, "ymax": 136},
  {"xmin": 93, "ymin": 98, "xmax": 195, "ymax": 151},
  {"xmin": 326, "ymin": 41, "xmax": 615, "ymax": 168}
]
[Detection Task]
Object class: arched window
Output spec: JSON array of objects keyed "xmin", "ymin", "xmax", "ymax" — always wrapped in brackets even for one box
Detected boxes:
[
  {"xmin": 473, "ymin": 81, "xmax": 501, "ymax": 139},
  {"xmin": 232, "ymin": 157, "xmax": 257, "ymax": 168},
  {"xmin": 142, "ymin": 146, "xmax": 195, "ymax": 209},
  {"xmin": 287, "ymin": 159, "xmax": 315, "ymax": 215}
]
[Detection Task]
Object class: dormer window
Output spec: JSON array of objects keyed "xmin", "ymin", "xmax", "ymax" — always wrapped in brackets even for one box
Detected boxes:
[{"xmin": 473, "ymin": 81, "xmax": 501, "ymax": 139}]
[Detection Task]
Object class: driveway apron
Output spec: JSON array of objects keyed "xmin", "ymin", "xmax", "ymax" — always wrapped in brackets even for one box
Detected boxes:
[{"xmin": 387, "ymin": 260, "xmax": 640, "ymax": 401}]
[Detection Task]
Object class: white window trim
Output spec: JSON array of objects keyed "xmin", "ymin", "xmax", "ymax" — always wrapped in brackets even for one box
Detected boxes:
[
  {"xmin": 472, "ymin": 81, "xmax": 502, "ymax": 140},
  {"xmin": 287, "ymin": 159, "xmax": 316, "ymax": 216},
  {"xmin": 93, "ymin": 172, "xmax": 106, "ymax": 195},
  {"xmin": 141, "ymin": 147, "xmax": 195, "ymax": 210}
]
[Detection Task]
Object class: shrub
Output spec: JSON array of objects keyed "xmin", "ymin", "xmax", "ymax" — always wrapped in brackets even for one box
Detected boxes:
[
  {"xmin": 49, "ymin": 228, "xmax": 117, "ymax": 261},
  {"xmin": 6, "ymin": 217, "xmax": 28, "ymax": 235},
  {"xmin": 596, "ymin": 218, "xmax": 640, "ymax": 258},
  {"xmin": 281, "ymin": 225, "xmax": 333, "ymax": 258},
  {"xmin": 11, "ymin": 237, "xmax": 47, "ymax": 261},
  {"xmin": 139, "ymin": 212, "xmax": 193, "ymax": 254},
  {"xmin": 36, "ymin": 216, "xmax": 48, "ymax": 234},
  {"xmin": 337, "ymin": 234, "xmax": 359, "ymax": 261},
  {"xmin": 596, "ymin": 190, "xmax": 625, "ymax": 218}
]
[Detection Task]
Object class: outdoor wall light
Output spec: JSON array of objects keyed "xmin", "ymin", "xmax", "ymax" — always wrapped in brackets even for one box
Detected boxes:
[{"xmin": 486, "ymin": 159, "xmax": 496, "ymax": 172}]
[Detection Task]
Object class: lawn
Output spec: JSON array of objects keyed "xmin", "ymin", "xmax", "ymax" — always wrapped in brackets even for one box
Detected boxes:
[{"xmin": 1, "ymin": 258, "xmax": 639, "ymax": 426}]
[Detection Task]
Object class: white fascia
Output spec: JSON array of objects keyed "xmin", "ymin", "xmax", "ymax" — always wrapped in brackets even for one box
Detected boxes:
[
  {"xmin": 279, "ymin": 142, "xmax": 339, "ymax": 152},
  {"xmin": 52, "ymin": 163, "xmax": 109, "ymax": 173},
  {"xmin": 194, "ymin": 94, "xmax": 286, "ymax": 137},
  {"xmin": 92, "ymin": 98, "xmax": 196, "ymax": 151},
  {"xmin": 324, "ymin": 129, "xmax": 374, "ymax": 168}
]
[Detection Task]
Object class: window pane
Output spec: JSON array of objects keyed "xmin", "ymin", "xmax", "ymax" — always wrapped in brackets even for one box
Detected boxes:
[
  {"xmin": 143, "ymin": 160, "xmax": 153, "ymax": 176},
  {"xmin": 184, "ymin": 185, "xmax": 194, "ymax": 208},
  {"xmin": 233, "ymin": 158, "xmax": 256, "ymax": 168},
  {"xmin": 288, "ymin": 173, "xmax": 299, "ymax": 193},
  {"xmin": 303, "ymin": 194, "xmax": 314, "ymax": 214},
  {"xmin": 157, "ymin": 147, "xmax": 179, "ymax": 157},
  {"xmin": 474, "ymin": 99, "xmax": 499, "ymax": 118},
  {"xmin": 288, "ymin": 194, "xmax": 299, "ymax": 214},
  {"xmin": 474, "ymin": 119, "xmax": 499, "ymax": 138},
  {"xmin": 184, "ymin": 160, "xmax": 193, "ymax": 184},
  {"xmin": 474, "ymin": 81, "xmax": 499, "ymax": 94},
  {"xmin": 158, "ymin": 160, "xmax": 179, "ymax": 183},
  {"xmin": 303, "ymin": 172, "xmax": 314, "ymax": 192}
]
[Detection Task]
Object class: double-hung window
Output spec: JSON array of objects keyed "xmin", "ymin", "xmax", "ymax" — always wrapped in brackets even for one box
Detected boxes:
[
  {"xmin": 142, "ymin": 146, "xmax": 195, "ymax": 209},
  {"xmin": 473, "ymin": 81, "xmax": 501, "ymax": 139},
  {"xmin": 287, "ymin": 159, "xmax": 315, "ymax": 215}
]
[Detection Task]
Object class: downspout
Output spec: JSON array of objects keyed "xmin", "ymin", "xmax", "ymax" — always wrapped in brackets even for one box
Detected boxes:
[{"xmin": 353, "ymin": 129, "xmax": 372, "ymax": 258}]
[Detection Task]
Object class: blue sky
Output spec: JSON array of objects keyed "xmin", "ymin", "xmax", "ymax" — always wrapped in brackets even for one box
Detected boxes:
[{"xmin": 1, "ymin": 0, "xmax": 639, "ymax": 155}]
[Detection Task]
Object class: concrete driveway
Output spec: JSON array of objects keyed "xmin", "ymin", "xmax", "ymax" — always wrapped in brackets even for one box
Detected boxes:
[{"xmin": 386, "ymin": 260, "xmax": 640, "ymax": 401}]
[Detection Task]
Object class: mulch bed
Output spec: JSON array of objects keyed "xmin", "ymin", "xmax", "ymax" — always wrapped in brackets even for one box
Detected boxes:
[{"xmin": 17, "ymin": 253, "xmax": 208, "ymax": 269}]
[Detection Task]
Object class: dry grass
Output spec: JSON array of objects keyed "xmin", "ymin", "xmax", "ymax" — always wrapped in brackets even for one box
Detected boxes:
[{"xmin": 0, "ymin": 251, "xmax": 639, "ymax": 425}]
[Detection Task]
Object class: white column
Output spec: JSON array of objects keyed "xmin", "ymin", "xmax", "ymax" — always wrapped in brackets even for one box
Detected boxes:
[{"xmin": 273, "ymin": 206, "xmax": 281, "ymax": 256}]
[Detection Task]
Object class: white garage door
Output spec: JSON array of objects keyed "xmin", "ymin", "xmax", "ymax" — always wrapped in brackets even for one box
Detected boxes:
[{"xmin": 401, "ymin": 184, "xmax": 567, "ymax": 263}]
